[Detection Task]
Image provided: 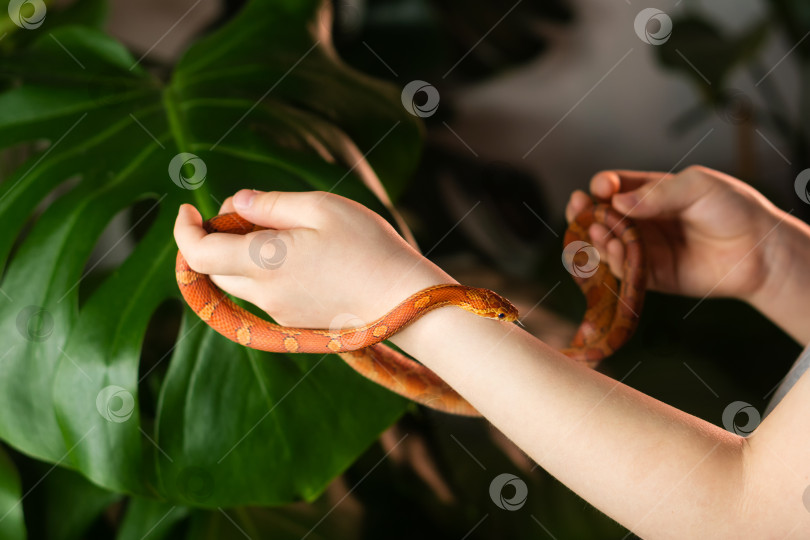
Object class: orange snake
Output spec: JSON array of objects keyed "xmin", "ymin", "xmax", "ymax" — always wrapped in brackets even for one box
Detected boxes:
[{"xmin": 175, "ymin": 202, "xmax": 646, "ymax": 416}]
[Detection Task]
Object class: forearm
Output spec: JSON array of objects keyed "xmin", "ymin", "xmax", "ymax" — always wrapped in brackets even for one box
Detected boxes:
[
  {"xmin": 748, "ymin": 209, "xmax": 810, "ymax": 345},
  {"xmin": 390, "ymin": 309, "xmax": 751, "ymax": 538}
]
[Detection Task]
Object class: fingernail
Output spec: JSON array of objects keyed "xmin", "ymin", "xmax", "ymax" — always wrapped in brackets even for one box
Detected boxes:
[{"xmin": 234, "ymin": 190, "xmax": 256, "ymax": 210}]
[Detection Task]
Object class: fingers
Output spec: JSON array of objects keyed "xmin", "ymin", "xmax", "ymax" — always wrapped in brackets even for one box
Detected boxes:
[
  {"xmin": 232, "ymin": 189, "xmax": 325, "ymax": 229},
  {"xmin": 174, "ymin": 204, "xmax": 253, "ymax": 276},
  {"xmin": 568, "ymin": 170, "xmax": 666, "ymax": 222},
  {"xmin": 586, "ymin": 167, "xmax": 716, "ymax": 220},
  {"xmin": 209, "ymin": 274, "xmax": 259, "ymax": 305},
  {"xmin": 219, "ymin": 196, "xmax": 235, "ymax": 214},
  {"xmin": 589, "ymin": 170, "xmax": 667, "ymax": 200},
  {"xmin": 565, "ymin": 190, "xmax": 594, "ymax": 223},
  {"xmin": 610, "ymin": 166, "xmax": 713, "ymax": 219},
  {"xmin": 588, "ymin": 223, "xmax": 626, "ymax": 279}
]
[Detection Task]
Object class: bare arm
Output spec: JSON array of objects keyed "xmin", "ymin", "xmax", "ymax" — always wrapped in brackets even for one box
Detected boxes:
[
  {"xmin": 390, "ymin": 307, "xmax": 810, "ymax": 538},
  {"xmin": 174, "ymin": 171, "xmax": 810, "ymax": 538}
]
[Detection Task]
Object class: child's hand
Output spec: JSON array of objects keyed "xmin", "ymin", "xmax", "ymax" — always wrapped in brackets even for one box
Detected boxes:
[
  {"xmin": 174, "ymin": 190, "xmax": 455, "ymax": 328},
  {"xmin": 565, "ymin": 166, "xmax": 781, "ymax": 302}
]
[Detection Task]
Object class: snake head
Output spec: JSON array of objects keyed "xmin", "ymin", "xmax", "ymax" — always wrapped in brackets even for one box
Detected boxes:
[{"xmin": 463, "ymin": 289, "xmax": 520, "ymax": 323}]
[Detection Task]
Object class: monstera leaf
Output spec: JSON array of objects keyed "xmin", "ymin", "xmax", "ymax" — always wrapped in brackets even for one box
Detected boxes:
[
  {"xmin": 0, "ymin": 447, "xmax": 24, "ymax": 540},
  {"xmin": 0, "ymin": 0, "xmax": 421, "ymax": 506}
]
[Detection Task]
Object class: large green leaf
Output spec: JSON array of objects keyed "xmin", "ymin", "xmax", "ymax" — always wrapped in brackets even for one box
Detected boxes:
[
  {"xmin": 0, "ymin": 447, "xmax": 25, "ymax": 540},
  {"xmin": 117, "ymin": 498, "xmax": 189, "ymax": 540},
  {"xmin": 30, "ymin": 465, "xmax": 120, "ymax": 540},
  {"xmin": 0, "ymin": 0, "xmax": 421, "ymax": 506}
]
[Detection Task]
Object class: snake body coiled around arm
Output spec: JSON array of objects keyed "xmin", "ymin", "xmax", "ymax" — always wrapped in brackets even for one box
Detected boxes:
[{"xmin": 175, "ymin": 203, "xmax": 646, "ymax": 416}]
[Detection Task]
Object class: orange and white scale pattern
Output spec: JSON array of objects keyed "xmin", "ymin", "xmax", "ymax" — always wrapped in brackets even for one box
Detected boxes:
[{"xmin": 176, "ymin": 205, "xmax": 646, "ymax": 417}]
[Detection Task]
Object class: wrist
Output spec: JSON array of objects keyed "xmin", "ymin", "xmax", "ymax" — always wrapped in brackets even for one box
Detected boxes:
[
  {"xmin": 362, "ymin": 253, "xmax": 457, "ymax": 324},
  {"xmin": 746, "ymin": 207, "xmax": 810, "ymax": 344}
]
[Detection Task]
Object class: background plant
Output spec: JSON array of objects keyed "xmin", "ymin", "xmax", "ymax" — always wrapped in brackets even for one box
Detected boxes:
[
  {"xmin": 1, "ymin": 0, "xmax": 806, "ymax": 538},
  {"xmin": 0, "ymin": 0, "xmax": 428, "ymax": 531}
]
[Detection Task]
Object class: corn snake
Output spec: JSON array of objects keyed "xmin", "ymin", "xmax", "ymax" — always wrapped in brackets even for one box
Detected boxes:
[{"xmin": 175, "ymin": 202, "xmax": 645, "ymax": 416}]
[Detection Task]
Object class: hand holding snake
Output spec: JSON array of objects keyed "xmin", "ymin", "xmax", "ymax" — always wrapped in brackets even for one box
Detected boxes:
[
  {"xmin": 175, "ymin": 188, "xmax": 646, "ymax": 416},
  {"xmin": 174, "ymin": 171, "xmax": 810, "ymax": 538}
]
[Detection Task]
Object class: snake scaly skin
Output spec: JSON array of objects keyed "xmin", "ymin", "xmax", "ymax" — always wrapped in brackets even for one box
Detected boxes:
[{"xmin": 175, "ymin": 203, "xmax": 646, "ymax": 416}]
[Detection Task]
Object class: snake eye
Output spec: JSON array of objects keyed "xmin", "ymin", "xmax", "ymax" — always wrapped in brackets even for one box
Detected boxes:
[{"xmin": 498, "ymin": 313, "xmax": 505, "ymax": 319}]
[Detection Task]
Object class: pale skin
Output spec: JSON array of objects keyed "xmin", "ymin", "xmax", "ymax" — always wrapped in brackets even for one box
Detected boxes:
[{"xmin": 174, "ymin": 165, "xmax": 810, "ymax": 538}]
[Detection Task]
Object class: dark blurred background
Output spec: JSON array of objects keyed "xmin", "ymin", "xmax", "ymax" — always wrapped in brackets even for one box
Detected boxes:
[{"xmin": 15, "ymin": 0, "xmax": 810, "ymax": 537}]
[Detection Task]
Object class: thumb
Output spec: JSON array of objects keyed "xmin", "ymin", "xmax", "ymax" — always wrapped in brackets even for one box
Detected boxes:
[
  {"xmin": 232, "ymin": 189, "xmax": 319, "ymax": 229},
  {"xmin": 611, "ymin": 169, "xmax": 712, "ymax": 219}
]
